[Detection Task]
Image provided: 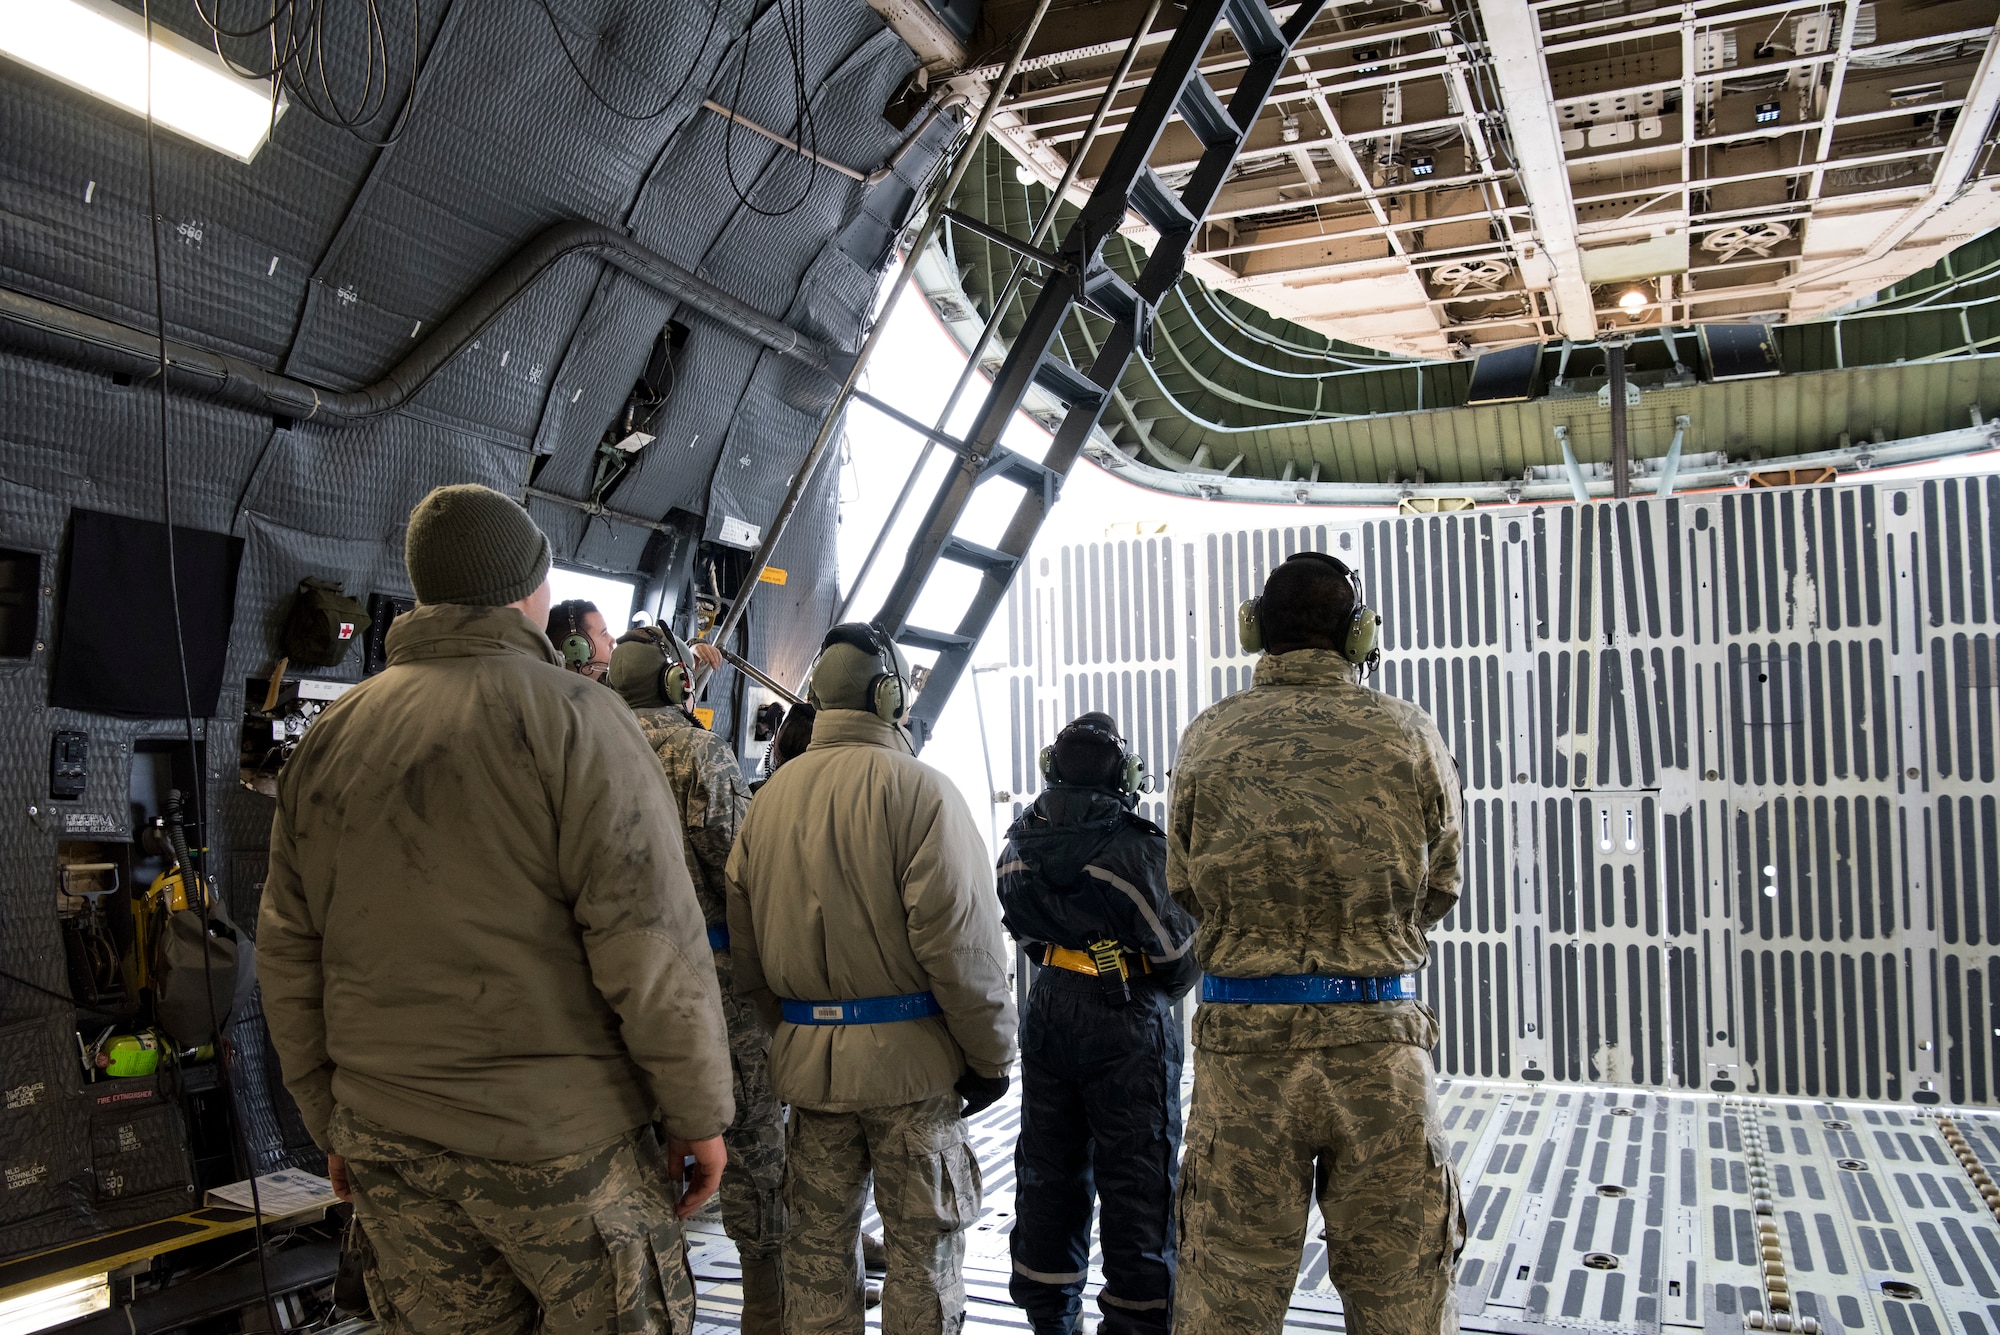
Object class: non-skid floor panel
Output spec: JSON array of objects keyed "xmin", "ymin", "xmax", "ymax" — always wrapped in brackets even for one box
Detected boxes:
[{"xmin": 678, "ymin": 1078, "xmax": 2000, "ymax": 1333}]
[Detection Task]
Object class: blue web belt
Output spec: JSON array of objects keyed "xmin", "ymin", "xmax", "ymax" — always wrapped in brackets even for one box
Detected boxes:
[
  {"xmin": 780, "ymin": 992, "xmax": 944, "ymax": 1026},
  {"xmin": 1201, "ymin": 973, "xmax": 1420, "ymax": 1004},
  {"xmin": 707, "ymin": 926, "xmax": 729, "ymax": 952}
]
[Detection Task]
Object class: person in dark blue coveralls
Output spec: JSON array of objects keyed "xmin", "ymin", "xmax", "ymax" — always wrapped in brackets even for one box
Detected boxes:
[{"xmin": 996, "ymin": 712, "xmax": 1200, "ymax": 1335}]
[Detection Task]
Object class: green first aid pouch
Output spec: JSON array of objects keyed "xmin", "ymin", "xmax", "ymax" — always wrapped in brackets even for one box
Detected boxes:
[{"xmin": 282, "ymin": 577, "xmax": 372, "ymax": 669}]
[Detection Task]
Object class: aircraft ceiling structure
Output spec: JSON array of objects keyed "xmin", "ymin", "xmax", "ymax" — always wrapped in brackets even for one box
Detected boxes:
[
  {"xmin": 929, "ymin": 0, "xmax": 2000, "ymax": 355},
  {"xmin": 869, "ymin": 0, "xmax": 2000, "ymax": 499},
  {"xmin": 921, "ymin": 163, "xmax": 2000, "ymax": 497}
]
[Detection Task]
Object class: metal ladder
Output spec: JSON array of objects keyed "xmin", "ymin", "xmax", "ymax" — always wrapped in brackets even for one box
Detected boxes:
[{"xmin": 869, "ymin": 0, "xmax": 1330, "ymax": 749}]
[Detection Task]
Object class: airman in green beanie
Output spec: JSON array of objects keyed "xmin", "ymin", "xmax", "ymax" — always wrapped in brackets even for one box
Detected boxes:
[{"xmin": 260, "ymin": 484, "xmax": 733, "ymax": 1335}]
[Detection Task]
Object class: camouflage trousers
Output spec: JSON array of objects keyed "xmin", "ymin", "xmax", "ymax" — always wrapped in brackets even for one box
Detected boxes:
[
  {"xmin": 718, "ymin": 957, "xmax": 786, "ymax": 1264},
  {"xmin": 1172, "ymin": 1042, "xmax": 1465, "ymax": 1335},
  {"xmin": 783, "ymin": 1093, "xmax": 980, "ymax": 1335},
  {"xmin": 330, "ymin": 1106, "xmax": 697, "ymax": 1335}
]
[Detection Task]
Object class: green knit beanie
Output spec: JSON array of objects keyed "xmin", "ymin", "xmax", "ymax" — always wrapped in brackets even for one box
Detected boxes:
[{"xmin": 404, "ymin": 485, "xmax": 551, "ymax": 606}]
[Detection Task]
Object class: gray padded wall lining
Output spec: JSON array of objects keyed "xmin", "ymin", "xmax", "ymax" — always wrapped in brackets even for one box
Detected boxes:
[
  {"xmin": 0, "ymin": 0, "xmax": 945, "ymax": 1259},
  {"xmin": 1003, "ymin": 480, "xmax": 2000, "ymax": 1110}
]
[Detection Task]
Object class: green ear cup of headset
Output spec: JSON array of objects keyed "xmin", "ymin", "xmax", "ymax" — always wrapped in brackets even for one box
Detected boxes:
[
  {"xmin": 873, "ymin": 672, "xmax": 906, "ymax": 723},
  {"xmin": 609, "ymin": 627, "xmax": 691, "ymax": 707},
  {"xmin": 1237, "ymin": 598, "xmax": 1264, "ymax": 655},
  {"xmin": 1345, "ymin": 605, "xmax": 1380, "ymax": 667},
  {"xmin": 1238, "ymin": 555, "xmax": 1380, "ymax": 667},
  {"xmin": 660, "ymin": 630, "xmax": 696, "ymax": 707},
  {"xmin": 1041, "ymin": 721, "xmax": 1147, "ymax": 797},
  {"xmin": 558, "ymin": 602, "xmax": 594, "ymax": 668}
]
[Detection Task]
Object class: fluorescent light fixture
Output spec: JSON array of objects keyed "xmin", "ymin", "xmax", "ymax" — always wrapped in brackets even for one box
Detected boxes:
[
  {"xmin": 0, "ymin": 1273, "xmax": 110, "ymax": 1334},
  {"xmin": 0, "ymin": 0, "xmax": 283, "ymax": 161}
]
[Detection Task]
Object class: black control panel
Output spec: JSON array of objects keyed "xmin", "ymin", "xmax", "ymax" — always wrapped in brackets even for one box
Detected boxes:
[{"xmin": 50, "ymin": 729, "xmax": 87, "ymax": 799}]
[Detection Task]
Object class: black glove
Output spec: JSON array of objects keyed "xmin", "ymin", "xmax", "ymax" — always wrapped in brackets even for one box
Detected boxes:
[{"xmin": 955, "ymin": 1069, "xmax": 1009, "ymax": 1119}]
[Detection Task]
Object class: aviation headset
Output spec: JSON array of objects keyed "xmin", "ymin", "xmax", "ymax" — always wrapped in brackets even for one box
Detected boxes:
[
  {"xmin": 555, "ymin": 600, "xmax": 595, "ymax": 669},
  {"xmin": 624, "ymin": 625, "xmax": 693, "ymax": 707},
  {"xmin": 1039, "ymin": 715, "xmax": 1148, "ymax": 804},
  {"xmin": 810, "ymin": 622, "xmax": 910, "ymax": 724},
  {"xmin": 1237, "ymin": 551, "xmax": 1382, "ymax": 669}
]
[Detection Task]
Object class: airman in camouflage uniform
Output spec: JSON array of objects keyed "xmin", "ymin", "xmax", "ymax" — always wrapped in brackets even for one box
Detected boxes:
[
  {"xmin": 611, "ymin": 629, "xmax": 787, "ymax": 1333},
  {"xmin": 1167, "ymin": 552, "xmax": 1466, "ymax": 1335},
  {"xmin": 332, "ymin": 1107, "xmax": 698, "ymax": 1335},
  {"xmin": 780, "ymin": 1092, "xmax": 976, "ymax": 1332}
]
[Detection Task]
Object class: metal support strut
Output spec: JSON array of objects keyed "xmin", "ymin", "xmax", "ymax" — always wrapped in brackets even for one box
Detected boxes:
[
  {"xmin": 835, "ymin": 0, "xmax": 1164, "ymax": 626},
  {"xmin": 869, "ymin": 0, "xmax": 1333, "ymax": 749},
  {"xmin": 1607, "ymin": 339, "xmax": 1630, "ymax": 499},
  {"xmin": 693, "ymin": 0, "xmax": 1057, "ymax": 684}
]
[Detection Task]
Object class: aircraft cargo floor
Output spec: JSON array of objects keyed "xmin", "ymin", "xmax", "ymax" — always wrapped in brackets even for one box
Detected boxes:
[{"xmin": 676, "ymin": 1079, "xmax": 2000, "ymax": 1335}]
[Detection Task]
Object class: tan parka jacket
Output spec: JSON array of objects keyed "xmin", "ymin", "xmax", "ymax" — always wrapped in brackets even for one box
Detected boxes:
[
  {"xmin": 724, "ymin": 710, "xmax": 1016, "ymax": 1111},
  {"xmin": 258, "ymin": 603, "xmax": 734, "ymax": 1162}
]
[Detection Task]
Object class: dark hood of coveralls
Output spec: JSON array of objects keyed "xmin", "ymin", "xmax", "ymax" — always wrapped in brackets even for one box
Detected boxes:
[{"xmin": 1005, "ymin": 785, "xmax": 1135, "ymax": 893}]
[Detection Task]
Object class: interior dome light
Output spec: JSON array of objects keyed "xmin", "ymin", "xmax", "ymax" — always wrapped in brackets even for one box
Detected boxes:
[
  {"xmin": 1014, "ymin": 163, "xmax": 1037, "ymax": 186},
  {"xmin": 1617, "ymin": 287, "xmax": 1649, "ymax": 320}
]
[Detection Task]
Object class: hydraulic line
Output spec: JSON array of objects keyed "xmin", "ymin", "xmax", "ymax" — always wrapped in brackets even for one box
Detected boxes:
[
  {"xmin": 0, "ymin": 222, "xmax": 836, "ymax": 423},
  {"xmin": 522, "ymin": 486, "xmax": 683, "ymax": 535},
  {"xmin": 1126, "ymin": 338, "xmax": 1368, "ymax": 431},
  {"xmin": 717, "ymin": 647, "xmax": 806, "ymax": 705},
  {"xmin": 1143, "ymin": 295, "xmax": 1399, "ymax": 420}
]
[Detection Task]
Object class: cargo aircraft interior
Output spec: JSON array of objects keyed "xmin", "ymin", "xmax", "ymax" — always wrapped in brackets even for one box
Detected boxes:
[{"xmin": 0, "ymin": 0, "xmax": 1998, "ymax": 1330}]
